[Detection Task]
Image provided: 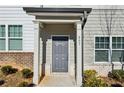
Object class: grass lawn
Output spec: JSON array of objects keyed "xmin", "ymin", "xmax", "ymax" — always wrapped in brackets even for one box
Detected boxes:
[{"xmin": 0, "ymin": 65, "xmax": 32, "ymax": 87}]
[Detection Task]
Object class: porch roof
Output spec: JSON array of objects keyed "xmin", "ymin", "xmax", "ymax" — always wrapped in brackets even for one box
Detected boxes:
[{"xmin": 23, "ymin": 7, "xmax": 92, "ymax": 13}]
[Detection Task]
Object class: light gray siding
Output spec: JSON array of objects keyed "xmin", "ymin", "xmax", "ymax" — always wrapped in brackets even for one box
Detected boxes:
[
  {"xmin": 83, "ymin": 9, "xmax": 124, "ymax": 76},
  {"xmin": 0, "ymin": 7, "xmax": 35, "ymax": 52}
]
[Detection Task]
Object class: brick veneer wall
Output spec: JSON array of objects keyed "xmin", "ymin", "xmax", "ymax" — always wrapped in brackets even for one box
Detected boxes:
[{"xmin": 0, "ymin": 52, "xmax": 33, "ymax": 69}]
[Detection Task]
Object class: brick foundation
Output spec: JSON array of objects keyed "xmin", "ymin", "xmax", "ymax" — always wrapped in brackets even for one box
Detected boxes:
[
  {"xmin": 84, "ymin": 63, "xmax": 122, "ymax": 76},
  {"xmin": 0, "ymin": 52, "xmax": 33, "ymax": 69}
]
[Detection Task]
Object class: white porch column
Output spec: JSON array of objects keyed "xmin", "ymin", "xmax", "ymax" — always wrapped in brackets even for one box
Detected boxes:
[
  {"xmin": 33, "ymin": 21, "xmax": 40, "ymax": 85},
  {"xmin": 76, "ymin": 21, "xmax": 82, "ymax": 86}
]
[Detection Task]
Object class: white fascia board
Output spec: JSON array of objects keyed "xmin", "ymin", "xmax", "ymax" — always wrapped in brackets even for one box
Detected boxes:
[
  {"xmin": 28, "ymin": 12, "xmax": 83, "ymax": 17},
  {"xmin": 35, "ymin": 19, "xmax": 80, "ymax": 23}
]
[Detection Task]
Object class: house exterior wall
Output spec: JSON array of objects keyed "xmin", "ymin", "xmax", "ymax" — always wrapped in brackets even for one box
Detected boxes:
[
  {"xmin": 40, "ymin": 23, "xmax": 76, "ymax": 76},
  {"xmin": 0, "ymin": 7, "xmax": 35, "ymax": 69},
  {"xmin": 83, "ymin": 9, "xmax": 124, "ymax": 76},
  {"xmin": 1, "ymin": 6, "xmax": 124, "ymax": 77},
  {"xmin": 0, "ymin": 7, "xmax": 35, "ymax": 52}
]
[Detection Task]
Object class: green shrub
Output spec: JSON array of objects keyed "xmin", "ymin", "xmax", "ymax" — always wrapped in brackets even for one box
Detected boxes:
[
  {"xmin": 1, "ymin": 65, "xmax": 18, "ymax": 75},
  {"xmin": 108, "ymin": 70, "xmax": 124, "ymax": 81},
  {"xmin": 18, "ymin": 81, "xmax": 28, "ymax": 87},
  {"xmin": 84, "ymin": 70, "xmax": 97, "ymax": 79},
  {"xmin": 83, "ymin": 70, "xmax": 108, "ymax": 87},
  {"xmin": 21, "ymin": 68, "xmax": 33, "ymax": 78},
  {"xmin": 84, "ymin": 77, "xmax": 108, "ymax": 87}
]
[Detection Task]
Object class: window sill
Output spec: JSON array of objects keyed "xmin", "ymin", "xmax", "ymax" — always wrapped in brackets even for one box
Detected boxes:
[
  {"xmin": 0, "ymin": 51, "xmax": 23, "ymax": 52},
  {"xmin": 94, "ymin": 62, "xmax": 122, "ymax": 65},
  {"xmin": 94, "ymin": 62, "xmax": 110, "ymax": 64}
]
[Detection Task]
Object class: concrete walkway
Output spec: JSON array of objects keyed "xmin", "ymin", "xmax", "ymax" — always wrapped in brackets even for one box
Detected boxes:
[{"xmin": 38, "ymin": 75, "xmax": 76, "ymax": 87}]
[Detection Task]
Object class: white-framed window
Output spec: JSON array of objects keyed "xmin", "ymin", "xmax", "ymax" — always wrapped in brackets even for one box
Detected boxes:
[
  {"xmin": 112, "ymin": 37, "xmax": 124, "ymax": 62},
  {"xmin": 0, "ymin": 25, "xmax": 6, "ymax": 50},
  {"xmin": 0, "ymin": 25, "xmax": 23, "ymax": 51},
  {"xmin": 95, "ymin": 37, "xmax": 109, "ymax": 62},
  {"xmin": 95, "ymin": 36, "xmax": 124, "ymax": 63}
]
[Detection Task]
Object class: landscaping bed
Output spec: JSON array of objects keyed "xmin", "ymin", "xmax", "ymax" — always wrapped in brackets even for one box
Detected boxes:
[
  {"xmin": 0, "ymin": 65, "xmax": 33, "ymax": 87},
  {"xmin": 83, "ymin": 69, "xmax": 124, "ymax": 87},
  {"xmin": 100, "ymin": 76, "xmax": 124, "ymax": 87}
]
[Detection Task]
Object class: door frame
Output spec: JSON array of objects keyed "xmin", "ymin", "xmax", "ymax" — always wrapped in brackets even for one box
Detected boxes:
[{"xmin": 51, "ymin": 35, "xmax": 70, "ymax": 74}]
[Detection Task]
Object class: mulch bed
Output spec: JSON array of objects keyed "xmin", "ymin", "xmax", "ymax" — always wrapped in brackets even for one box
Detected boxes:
[
  {"xmin": 0, "ymin": 65, "xmax": 32, "ymax": 87},
  {"xmin": 100, "ymin": 76, "xmax": 124, "ymax": 87}
]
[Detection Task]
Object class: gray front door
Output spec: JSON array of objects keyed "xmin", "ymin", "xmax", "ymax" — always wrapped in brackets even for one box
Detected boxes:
[{"xmin": 52, "ymin": 36, "xmax": 68, "ymax": 72}]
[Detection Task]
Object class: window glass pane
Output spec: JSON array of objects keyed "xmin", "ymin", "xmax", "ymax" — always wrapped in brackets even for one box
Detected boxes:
[
  {"xmin": 112, "ymin": 37, "xmax": 116, "ymax": 42},
  {"xmin": 105, "ymin": 37, "xmax": 109, "ymax": 42},
  {"xmin": 0, "ymin": 39, "xmax": 5, "ymax": 50},
  {"xmin": 117, "ymin": 43, "xmax": 122, "ymax": 49},
  {"xmin": 112, "ymin": 44, "xmax": 116, "ymax": 49},
  {"xmin": 122, "ymin": 37, "xmax": 124, "ymax": 43},
  {"xmin": 95, "ymin": 50, "xmax": 108, "ymax": 62},
  {"xmin": 95, "ymin": 37, "xmax": 109, "ymax": 49},
  {"xmin": 95, "ymin": 43, "xmax": 99, "ymax": 48},
  {"xmin": 112, "ymin": 37, "xmax": 123, "ymax": 49},
  {"xmin": 95, "ymin": 37, "xmax": 99, "ymax": 42},
  {"xmin": 122, "ymin": 44, "xmax": 124, "ymax": 49},
  {"xmin": 99, "ymin": 43, "xmax": 104, "ymax": 48},
  {"xmin": 9, "ymin": 39, "xmax": 22, "ymax": 50},
  {"xmin": 100, "ymin": 37, "xmax": 104, "ymax": 42},
  {"xmin": 0, "ymin": 25, "xmax": 5, "ymax": 37},
  {"xmin": 117, "ymin": 37, "xmax": 121, "ymax": 42},
  {"xmin": 112, "ymin": 50, "xmax": 124, "ymax": 62},
  {"xmin": 105, "ymin": 44, "xmax": 109, "ymax": 48},
  {"xmin": 8, "ymin": 25, "xmax": 22, "ymax": 37}
]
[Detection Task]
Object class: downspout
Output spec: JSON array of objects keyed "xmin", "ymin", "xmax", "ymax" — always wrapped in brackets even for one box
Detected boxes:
[{"xmin": 81, "ymin": 10, "xmax": 91, "ymax": 86}]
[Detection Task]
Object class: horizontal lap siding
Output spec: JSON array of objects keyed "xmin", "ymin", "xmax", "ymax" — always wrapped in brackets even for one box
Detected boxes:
[
  {"xmin": 0, "ymin": 7, "xmax": 35, "ymax": 52},
  {"xmin": 83, "ymin": 9, "xmax": 124, "ymax": 76}
]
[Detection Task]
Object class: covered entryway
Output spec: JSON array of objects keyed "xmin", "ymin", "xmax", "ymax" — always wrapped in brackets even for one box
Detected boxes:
[
  {"xmin": 52, "ymin": 36, "xmax": 68, "ymax": 72},
  {"xmin": 23, "ymin": 7, "xmax": 91, "ymax": 86}
]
